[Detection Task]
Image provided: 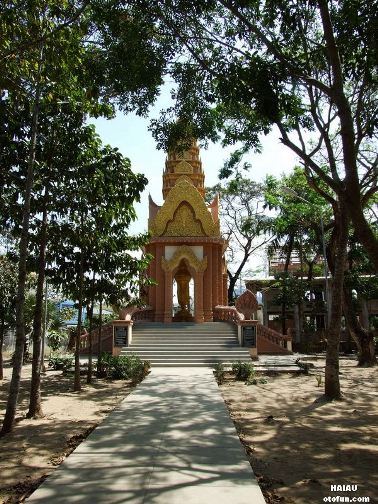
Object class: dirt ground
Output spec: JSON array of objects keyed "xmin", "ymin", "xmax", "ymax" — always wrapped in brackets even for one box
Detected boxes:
[
  {"xmin": 0, "ymin": 359, "xmax": 135, "ymax": 503},
  {"xmin": 0, "ymin": 357, "xmax": 377, "ymax": 504},
  {"xmin": 220, "ymin": 358, "xmax": 378, "ymax": 504}
]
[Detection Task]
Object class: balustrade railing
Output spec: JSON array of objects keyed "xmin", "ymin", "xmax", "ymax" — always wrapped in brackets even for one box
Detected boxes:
[
  {"xmin": 131, "ymin": 306, "xmax": 154, "ymax": 322},
  {"xmin": 118, "ymin": 305, "xmax": 153, "ymax": 321},
  {"xmin": 213, "ymin": 305, "xmax": 244, "ymax": 323},
  {"xmin": 257, "ymin": 324, "xmax": 291, "ymax": 348},
  {"xmin": 69, "ymin": 323, "xmax": 114, "ymax": 353}
]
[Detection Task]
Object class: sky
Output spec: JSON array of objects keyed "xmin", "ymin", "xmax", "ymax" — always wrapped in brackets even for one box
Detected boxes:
[{"xmin": 89, "ymin": 90, "xmax": 300, "ymax": 276}]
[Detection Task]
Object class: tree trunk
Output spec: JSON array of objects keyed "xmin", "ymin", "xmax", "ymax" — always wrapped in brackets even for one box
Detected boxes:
[
  {"xmin": 347, "ymin": 201, "xmax": 378, "ymax": 272},
  {"xmin": 324, "ymin": 203, "xmax": 349, "ymax": 400},
  {"xmin": 86, "ymin": 292, "xmax": 94, "ymax": 385},
  {"xmin": 227, "ymin": 274, "xmax": 237, "ymax": 304},
  {"xmin": 360, "ymin": 297, "xmax": 370, "ymax": 329},
  {"xmin": 227, "ymin": 239, "xmax": 252, "ymax": 304},
  {"xmin": 27, "ymin": 193, "xmax": 48, "ymax": 418},
  {"xmin": 0, "ymin": 319, "xmax": 5, "ymax": 381},
  {"xmin": 97, "ymin": 295, "xmax": 103, "ymax": 372},
  {"xmin": 343, "ymin": 288, "xmax": 376, "ymax": 366},
  {"xmin": 280, "ymin": 235, "xmax": 294, "ymax": 335},
  {"xmin": 1, "ymin": 76, "xmax": 41, "ymax": 436},
  {"xmin": 318, "ymin": 0, "xmax": 378, "ymax": 272},
  {"xmin": 74, "ymin": 251, "xmax": 84, "ymax": 392},
  {"xmin": 40, "ymin": 278, "xmax": 48, "ymax": 373},
  {"xmin": 294, "ymin": 304, "xmax": 300, "ymax": 344},
  {"xmin": 86, "ymin": 306, "xmax": 93, "ymax": 384}
]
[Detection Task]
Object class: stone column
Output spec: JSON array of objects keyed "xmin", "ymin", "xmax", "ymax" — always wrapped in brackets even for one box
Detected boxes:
[
  {"xmin": 212, "ymin": 245, "xmax": 219, "ymax": 307},
  {"xmin": 147, "ymin": 245, "xmax": 156, "ymax": 310},
  {"xmin": 155, "ymin": 244, "xmax": 165, "ymax": 321},
  {"xmin": 222, "ymin": 273, "xmax": 228, "ymax": 305},
  {"xmin": 163, "ymin": 270, "xmax": 173, "ymax": 323},
  {"xmin": 194, "ymin": 271, "xmax": 204, "ymax": 323},
  {"xmin": 203, "ymin": 244, "xmax": 213, "ymax": 321}
]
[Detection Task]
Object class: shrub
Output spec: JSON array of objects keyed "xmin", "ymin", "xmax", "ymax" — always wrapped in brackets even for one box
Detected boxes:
[
  {"xmin": 96, "ymin": 352, "xmax": 150, "ymax": 381},
  {"xmin": 47, "ymin": 330, "xmax": 69, "ymax": 352},
  {"xmin": 247, "ymin": 377, "xmax": 268, "ymax": 386},
  {"xmin": 213, "ymin": 362, "xmax": 226, "ymax": 384},
  {"xmin": 48, "ymin": 354, "xmax": 73, "ymax": 371},
  {"xmin": 232, "ymin": 361, "xmax": 255, "ymax": 381}
]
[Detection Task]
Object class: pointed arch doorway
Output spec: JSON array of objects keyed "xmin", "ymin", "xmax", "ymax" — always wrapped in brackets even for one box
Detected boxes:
[
  {"xmin": 172, "ymin": 259, "xmax": 195, "ymax": 322},
  {"xmin": 161, "ymin": 246, "xmax": 207, "ymax": 323}
]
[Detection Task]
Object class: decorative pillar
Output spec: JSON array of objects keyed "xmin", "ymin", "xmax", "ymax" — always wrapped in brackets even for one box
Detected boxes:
[
  {"xmin": 163, "ymin": 270, "xmax": 173, "ymax": 323},
  {"xmin": 147, "ymin": 245, "xmax": 156, "ymax": 309},
  {"xmin": 194, "ymin": 271, "xmax": 204, "ymax": 323},
  {"xmin": 203, "ymin": 245, "xmax": 213, "ymax": 321},
  {"xmin": 155, "ymin": 244, "xmax": 165, "ymax": 321},
  {"xmin": 212, "ymin": 245, "xmax": 219, "ymax": 307},
  {"xmin": 222, "ymin": 273, "xmax": 228, "ymax": 305}
]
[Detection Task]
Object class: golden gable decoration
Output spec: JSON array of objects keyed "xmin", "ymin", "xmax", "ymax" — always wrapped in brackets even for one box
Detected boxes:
[
  {"xmin": 149, "ymin": 177, "xmax": 220, "ymax": 237},
  {"xmin": 175, "ymin": 160, "xmax": 193, "ymax": 174},
  {"xmin": 165, "ymin": 203, "xmax": 205, "ymax": 236},
  {"xmin": 161, "ymin": 245, "xmax": 208, "ymax": 273}
]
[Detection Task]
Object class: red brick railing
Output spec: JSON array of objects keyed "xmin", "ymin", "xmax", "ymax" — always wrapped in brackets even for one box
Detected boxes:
[
  {"xmin": 77, "ymin": 323, "xmax": 114, "ymax": 354},
  {"xmin": 76, "ymin": 306, "xmax": 154, "ymax": 353},
  {"xmin": 257, "ymin": 323, "xmax": 291, "ymax": 349},
  {"xmin": 130, "ymin": 306, "xmax": 154, "ymax": 322},
  {"xmin": 213, "ymin": 305, "xmax": 244, "ymax": 323},
  {"xmin": 213, "ymin": 305, "xmax": 291, "ymax": 351},
  {"xmin": 118, "ymin": 305, "xmax": 154, "ymax": 321}
]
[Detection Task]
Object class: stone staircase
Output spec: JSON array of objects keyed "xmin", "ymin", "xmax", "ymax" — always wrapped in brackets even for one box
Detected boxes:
[{"xmin": 120, "ymin": 322, "xmax": 252, "ymax": 367}]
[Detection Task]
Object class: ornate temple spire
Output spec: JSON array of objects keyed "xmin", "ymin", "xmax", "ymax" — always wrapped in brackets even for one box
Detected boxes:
[{"xmin": 162, "ymin": 139, "xmax": 205, "ymax": 199}]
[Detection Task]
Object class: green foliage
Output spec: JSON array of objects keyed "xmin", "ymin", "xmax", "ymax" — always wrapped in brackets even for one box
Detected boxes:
[
  {"xmin": 48, "ymin": 355, "xmax": 73, "ymax": 372},
  {"xmin": 96, "ymin": 352, "xmax": 150, "ymax": 381},
  {"xmin": 47, "ymin": 330, "xmax": 68, "ymax": 352},
  {"xmin": 246, "ymin": 377, "xmax": 268, "ymax": 386},
  {"xmin": 213, "ymin": 362, "xmax": 226, "ymax": 384},
  {"xmin": 371, "ymin": 316, "xmax": 378, "ymax": 329},
  {"xmin": 84, "ymin": 313, "xmax": 114, "ymax": 331},
  {"xmin": 0, "ymin": 256, "xmax": 17, "ymax": 329},
  {"xmin": 272, "ymin": 272, "xmax": 308, "ymax": 309},
  {"xmin": 206, "ymin": 177, "xmax": 273, "ymax": 301},
  {"xmin": 231, "ymin": 361, "xmax": 255, "ymax": 382},
  {"xmin": 264, "ymin": 167, "xmax": 332, "ymax": 277}
]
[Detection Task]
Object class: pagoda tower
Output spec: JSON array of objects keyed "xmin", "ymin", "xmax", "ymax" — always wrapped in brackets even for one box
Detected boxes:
[{"xmin": 145, "ymin": 140, "xmax": 228, "ymax": 323}]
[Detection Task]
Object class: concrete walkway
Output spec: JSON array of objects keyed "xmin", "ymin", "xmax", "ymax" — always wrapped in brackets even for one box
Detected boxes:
[{"xmin": 27, "ymin": 368, "xmax": 265, "ymax": 503}]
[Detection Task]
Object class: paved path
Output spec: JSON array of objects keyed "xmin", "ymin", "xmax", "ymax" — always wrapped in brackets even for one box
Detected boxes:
[{"xmin": 27, "ymin": 368, "xmax": 265, "ymax": 503}]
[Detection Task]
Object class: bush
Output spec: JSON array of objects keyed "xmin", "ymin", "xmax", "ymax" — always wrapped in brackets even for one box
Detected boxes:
[
  {"xmin": 96, "ymin": 352, "xmax": 150, "ymax": 381},
  {"xmin": 47, "ymin": 330, "xmax": 69, "ymax": 352},
  {"xmin": 232, "ymin": 361, "xmax": 255, "ymax": 381},
  {"xmin": 48, "ymin": 354, "xmax": 73, "ymax": 371},
  {"xmin": 213, "ymin": 362, "xmax": 226, "ymax": 384}
]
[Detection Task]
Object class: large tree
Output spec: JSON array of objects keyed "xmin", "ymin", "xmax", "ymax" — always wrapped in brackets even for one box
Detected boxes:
[
  {"xmin": 141, "ymin": 0, "xmax": 378, "ymax": 398},
  {"xmin": 264, "ymin": 167, "xmax": 333, "ymax": 335},
  {"xmin": 0, "ymin": 256, "xmax": 17, "ymax": 380},
  {"xmin": 47, "ymin": 138, "xmax": 149, "ymax": 392},
  {"xmin": 0, "ymin": 0, "xmax": 169, "ymax": 433}
]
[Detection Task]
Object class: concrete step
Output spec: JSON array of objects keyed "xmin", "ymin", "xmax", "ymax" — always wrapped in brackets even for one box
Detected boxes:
[
  {"xmin": 121, "ymin": 353, "xmax": 251, "ymax": 359},
  {"xmin": 132, "ymin": 333, "xmax": 237, "ymax": 336},
  {"xmin": 127, "ymin": 321, "xmax": 251, "ymax": 367}
]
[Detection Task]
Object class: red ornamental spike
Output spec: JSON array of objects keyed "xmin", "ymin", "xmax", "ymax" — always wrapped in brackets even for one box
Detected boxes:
[{"xmin": 235, "ymin": 290, "xmax": 258, "ymax": 320}]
